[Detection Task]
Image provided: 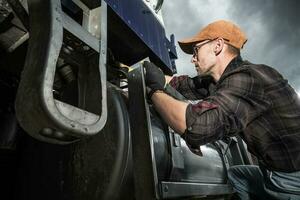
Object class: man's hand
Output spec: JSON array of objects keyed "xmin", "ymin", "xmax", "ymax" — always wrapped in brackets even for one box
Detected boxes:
[{"xmin": 143, "ymin": 61, "xmax": 166, "ymax": 97}]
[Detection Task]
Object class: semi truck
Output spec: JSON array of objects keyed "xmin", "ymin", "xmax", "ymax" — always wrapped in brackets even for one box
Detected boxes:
[{"xmin": 0, "ymin": 0, "xmax": 253, "ymax": 199}]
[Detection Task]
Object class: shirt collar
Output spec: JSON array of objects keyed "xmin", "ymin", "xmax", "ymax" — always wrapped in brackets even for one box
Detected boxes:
[{"xmin": 219, "ymin": 55, "xmax": 243, "ymax": 81}]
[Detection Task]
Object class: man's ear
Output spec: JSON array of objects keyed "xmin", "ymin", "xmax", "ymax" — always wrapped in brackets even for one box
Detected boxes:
[{"xmin": 214, "ymin": 37, "xmax": 224, "ymax": 55}]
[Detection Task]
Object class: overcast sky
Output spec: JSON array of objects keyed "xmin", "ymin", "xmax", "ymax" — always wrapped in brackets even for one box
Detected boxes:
[{"xmin": 162, "ymin": 0, "xmax": 300, "ymax": 92}]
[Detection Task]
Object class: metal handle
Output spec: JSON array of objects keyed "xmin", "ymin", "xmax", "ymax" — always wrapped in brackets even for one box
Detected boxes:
[{"xmin": 15, "ymin": 0, "xmax": 107, "ymax": 144}]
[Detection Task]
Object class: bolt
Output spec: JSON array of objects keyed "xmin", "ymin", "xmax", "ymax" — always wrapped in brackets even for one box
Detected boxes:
[
  {"xmin": 63, "ymin": 47, "xmax": 71, "ymax": 55},
  {"xmin": 83, "ymin": 45, "xmax": 90, "ymax": 51},
  {"xmin": 54, "ymin": 131, "xmax": 64, "ymax": 138},
  {"xmin": 163, "ymin": 185, "xmax": 168, "ymax": 193},
  {"xmin": 40, "ymin": 128, "xmax": 53, "ymax": 136},
  {"xmin": 66, "ymin": 45, "xmax": 74, "ymax": 51}
]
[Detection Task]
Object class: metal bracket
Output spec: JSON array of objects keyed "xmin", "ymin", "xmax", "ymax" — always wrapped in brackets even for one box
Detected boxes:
[
  {"xmin": 160, "ymin": 181, "xmax": 233, "ymax": 199},
  {"xmin": 15, "ymin": 0, "xmax": 107, "ymax": 144},
  {"xmin": 128, "ymin": 65, "xmax": 160, "ymax": 200}
]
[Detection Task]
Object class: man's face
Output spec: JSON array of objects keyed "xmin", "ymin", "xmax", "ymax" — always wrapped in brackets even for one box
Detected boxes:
[{"xmin": 191, "ymin": 40, "xmax": 217, "ymax": 76}]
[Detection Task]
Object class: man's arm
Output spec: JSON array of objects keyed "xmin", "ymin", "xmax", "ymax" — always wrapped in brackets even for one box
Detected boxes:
[
  {"xmin": 151, "ymin": 91, "xmax": 188, "ymax": 134},
  {"xmin": 168, "ymin": 75, "xmax": 214, "ymax": 100},
  {"xmin": 151, "ymin": 90, "xmax": 224, "ymax": 146},
  {"xmin": 150, "ymin": 70, "xmax": 271, "ymax": 147},
  {"xmin": 143, "ymin": 61, "xmax": 269, "ymax": 147}
]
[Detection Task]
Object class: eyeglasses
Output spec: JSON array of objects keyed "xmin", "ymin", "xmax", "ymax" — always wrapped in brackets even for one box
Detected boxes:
[{"xmin": 192, "ymin": 40, "xmax": 213, "ymax": 57}]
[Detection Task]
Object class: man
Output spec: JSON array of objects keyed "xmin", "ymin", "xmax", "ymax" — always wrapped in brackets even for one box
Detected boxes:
[{"xmin": 144, "ymin": 20, "xmax": 300, "ymax": 199}]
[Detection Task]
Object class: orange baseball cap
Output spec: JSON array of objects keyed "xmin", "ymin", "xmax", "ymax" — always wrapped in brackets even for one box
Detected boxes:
[{"xmin": 178, "ymin": 20, "xmax": 248, "ymax": 54}]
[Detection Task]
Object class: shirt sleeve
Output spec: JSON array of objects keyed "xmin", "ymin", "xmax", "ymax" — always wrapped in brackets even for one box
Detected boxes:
[
  {"xmin": 183, "ymin": 70, "xmax": 271, "ymax": 146},
  {"xmin": 169, "ymin": 75, "xmax": 214, "ymax": 100}
]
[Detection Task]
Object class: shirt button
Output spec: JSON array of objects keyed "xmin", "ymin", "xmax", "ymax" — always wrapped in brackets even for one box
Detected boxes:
[{"xmin": 188, "ymin": 127, "xmax": 192, "ymax": 131}]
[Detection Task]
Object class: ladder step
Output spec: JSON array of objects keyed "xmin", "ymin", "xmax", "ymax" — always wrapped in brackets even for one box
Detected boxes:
[{"xmin": 62, "ymin": 11, "xmax": 100, "ymax": 52}]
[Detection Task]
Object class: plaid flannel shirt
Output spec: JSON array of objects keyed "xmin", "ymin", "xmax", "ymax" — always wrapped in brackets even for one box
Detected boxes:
[{"xmin": 169, "ymin": 56, "xmax": 300, "ymax": 172}]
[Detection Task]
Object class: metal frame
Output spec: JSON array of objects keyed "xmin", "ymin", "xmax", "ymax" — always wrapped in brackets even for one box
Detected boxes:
[
  {"xmin": 61, "ymin": 12, "xmax": 100, "ymax": 52},
  {"xmin": 6, "ymin": 0, "xmax": 29, "ymax": 30},
  {"xmin": 128, "ymin": 66, "xmax": 160, "ymax": 200},
  {"xmin": 160, "ymin": 181, "xmax": 233, "ymax": 199},
  {"xmin": 15, "ymin": 0, "xmax": 107, "ymax": 144}
]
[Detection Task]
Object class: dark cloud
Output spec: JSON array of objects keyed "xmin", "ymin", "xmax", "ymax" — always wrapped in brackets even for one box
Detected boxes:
[
  {"xmin": 162, "ymin": 0, "xmax": 300, "ymax": 90},
  {"xmin": 227, "ymin": 0, "xmax": 300, "ymax": 89}
]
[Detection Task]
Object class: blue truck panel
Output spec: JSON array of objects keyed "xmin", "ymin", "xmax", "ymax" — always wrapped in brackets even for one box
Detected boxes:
[{"xmin": 105, "ymin": 0, "xmax": 177, "ymax": 72}]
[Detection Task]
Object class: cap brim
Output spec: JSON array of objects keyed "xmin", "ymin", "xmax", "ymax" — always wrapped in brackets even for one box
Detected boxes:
[{"xmin": 178, "ymin": 37, "xmax": 204, "ymax": 54}]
